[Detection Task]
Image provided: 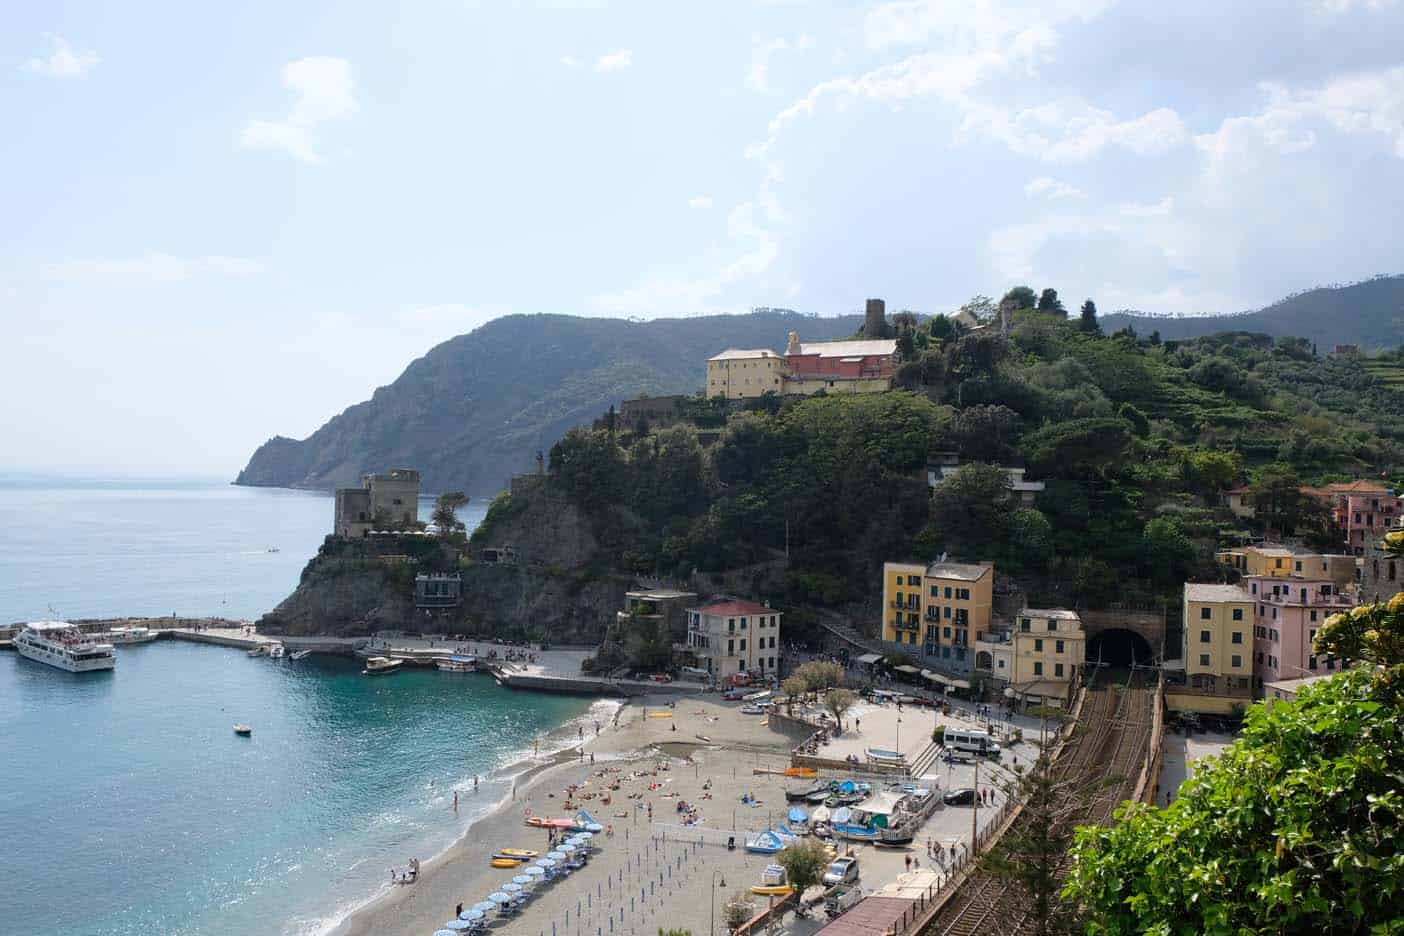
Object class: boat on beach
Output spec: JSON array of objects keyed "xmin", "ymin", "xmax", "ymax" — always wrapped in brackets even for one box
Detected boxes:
[{"xmin": 363, "ymin": 656, "xmax": 403, "ymax": 676}]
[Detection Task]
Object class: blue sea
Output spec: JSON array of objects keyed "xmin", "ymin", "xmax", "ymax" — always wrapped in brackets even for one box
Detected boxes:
[{"xmin": 0, "ymin": 477, "xmax": 597, "ymax": 936}]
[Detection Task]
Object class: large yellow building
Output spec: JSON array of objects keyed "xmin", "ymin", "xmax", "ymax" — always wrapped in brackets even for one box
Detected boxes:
[
  {"xmin": 881, "ymin": 560, "xmax": 993, "ymax": 673},
  {"xmin": 986, "ymin": 609, "xmax": 1086, "ymax": 686},
  {"xmin": 1183, "ymin": 583, "xmax": 1254, "ymax": 690},
  {"xmin": 705, "ymin": 349, "xmax": 786, "ymax": 399}
]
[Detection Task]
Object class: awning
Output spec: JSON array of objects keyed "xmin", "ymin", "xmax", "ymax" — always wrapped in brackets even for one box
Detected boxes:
[
  {"xmin": 923, "ymin": 671, "xmax": 971, "ymax": 689},
  {"xmin": 856, "ymin": 652, "xmax": 882, "ymax": 664},
  {"xmin": 894, "ymin": 664, "xmax": 921, "ymax": 675}
]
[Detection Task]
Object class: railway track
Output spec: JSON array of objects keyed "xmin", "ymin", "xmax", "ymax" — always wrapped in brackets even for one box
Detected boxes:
[{"xmin": 923, "ymin": 670, "xmax": 1156, "ymax": 936}]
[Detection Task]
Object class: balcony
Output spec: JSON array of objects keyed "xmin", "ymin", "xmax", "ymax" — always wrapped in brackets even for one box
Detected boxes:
[
  {"xmin": 889, "ymin": 600, "xmax": 919, "ymax": 611},
  {"xmin": 890, "ymin": 617, "xmax": 919, "ymax": 632}
]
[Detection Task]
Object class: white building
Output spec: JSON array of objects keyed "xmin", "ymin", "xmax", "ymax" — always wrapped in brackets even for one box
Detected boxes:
[{"xmin": 685, "ymin": 598, "xmax": 782, "ymax": 679}]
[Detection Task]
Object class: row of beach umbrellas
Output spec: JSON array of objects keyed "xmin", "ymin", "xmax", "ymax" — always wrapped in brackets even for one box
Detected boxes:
[{"xmin": 433, "ymin": 833, "xmax": 596, "ymax": 935}]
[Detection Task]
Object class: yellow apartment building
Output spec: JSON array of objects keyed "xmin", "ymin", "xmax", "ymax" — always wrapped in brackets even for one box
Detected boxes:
[
  {"xmin": 705, "ymin": 349, "xmax": 785, "ymax": 399},
  {"xmin": 881, "ymin": 560, "xmax": 993, "ymax": 673},
  {"xmin": 1183, "ymin": 583, "xmax": 1254, "ymax": 690},
  {"xmin": 1004, "ymin": 609, "xmax": 1085, "ymax": 685},
  {"xmin": 1215, "ymin": 545, "xmax": 1357, "ymax": 588}
]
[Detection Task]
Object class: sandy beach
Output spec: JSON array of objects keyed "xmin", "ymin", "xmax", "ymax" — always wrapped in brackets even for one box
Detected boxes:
[{"xmin": 331, "ymin": 691, "xmax": 1039, "ymax": 936}]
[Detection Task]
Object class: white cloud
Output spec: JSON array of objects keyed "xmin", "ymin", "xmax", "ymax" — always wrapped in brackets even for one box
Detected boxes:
[
  {"xmin": 688, "ymin": 195, "xmax": 713, "ymax": 209},
  {"xmin": 44, "ymin": 254, "xmax": 268, "ymax": 285},
  {"xmin": 561, "ymin": 55, "xmax": 581, "ymax": 68},
  {"xmin": 595, "ymin": 50, "xmax": 633, "ymax": 73},
  {"xmin": 1196, "ymin": 68, "xmax": 1404, "ymax": 162},
  {"xmin": 1024, "ymin": 176, "xmax": 1084, "ymax": 199},
  {"xmin": 962, "ymin": 99, "xmax": 1188, "ymax": 161},
  {"xmin": 747, "ymin": 33, "xmax": 813, "ymax": 93},
  {"xmin": 240, "ymin": 57, "xmax": 357, "ymax": 164},
  {"xmin": 22, "ymin": 35, "xmax": 98, "ymax": 78}
]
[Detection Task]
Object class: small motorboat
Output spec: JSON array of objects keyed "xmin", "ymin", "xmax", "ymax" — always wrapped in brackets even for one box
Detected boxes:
[
  {"xmin": 233, "ymin": 724, "xmax": 252, "ymax": 736},
  {"xmin": 363, "ymin": 656, "xmax": 404, "ymax": 676},
  {"xmin": 246, "ymin": 645, "xmax": 266, "ymax": 657},
  {"xmin": 267, "ymin": 643, "xmax": 286, "ymax": 659},
  {"xmin": 751, "ymin": 863, "xmax": 792, "ymax": 895},
  {"xmin": 290, "ymin": 649, "xmax": 312, "ymax": 661}
]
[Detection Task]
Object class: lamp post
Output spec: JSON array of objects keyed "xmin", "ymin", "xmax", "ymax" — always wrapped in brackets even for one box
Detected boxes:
[{"xmin": 710, "ymin": 869, "xmax": 728, "ymax": 936}]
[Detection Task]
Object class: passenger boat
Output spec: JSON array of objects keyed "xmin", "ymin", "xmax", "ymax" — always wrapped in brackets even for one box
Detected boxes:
[
  {"xmin": 14, "ymin": 621, "xmax": 116, "ymax": 673},
  {"xmin": 363, "ymin": 656, "xmax": 404, "ymax": 676},
  {"xmin": 267, "ymin": 643, "xmax": 286, "ymax": 659},
  {"xmin": 436, "ymin": 655, "xmax": 477, "ymax": 673},
  {"xmin": 290, "ymin": 649, "xmax": 312, "ymax": 661},
  {"xmin": 104, "ymin": 626, "xmax": 158, "ymax": 645}
]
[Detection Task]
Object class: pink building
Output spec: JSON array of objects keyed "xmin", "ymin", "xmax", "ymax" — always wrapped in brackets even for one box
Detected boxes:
[
  {"xmin": 1320, "ymin": 480, "xmax": 1397, "ymax": 555},
  {"xmin": 1244, "ymin": 574, "xmax": 1354, "ymax": 686}
]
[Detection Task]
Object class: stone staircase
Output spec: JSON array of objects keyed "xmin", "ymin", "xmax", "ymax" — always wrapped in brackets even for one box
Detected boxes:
[{"xmin": 907, "ymin": 740, "xmax": 942, "ymax": 779}]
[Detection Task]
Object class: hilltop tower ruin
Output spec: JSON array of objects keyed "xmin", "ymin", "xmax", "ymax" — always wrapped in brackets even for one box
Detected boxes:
[{"xmin": 863, "ymin": 298, "xmax": 887, "ymax": 338}]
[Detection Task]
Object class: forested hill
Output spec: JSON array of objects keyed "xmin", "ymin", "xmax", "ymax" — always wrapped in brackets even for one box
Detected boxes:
[
  {"xmin": 234, "ymin": 310, "xmax": 863, "ymax": 494},
  {"xmin": 1101, "ymin": 276, "xmax": 1404, "ymax": 350}
]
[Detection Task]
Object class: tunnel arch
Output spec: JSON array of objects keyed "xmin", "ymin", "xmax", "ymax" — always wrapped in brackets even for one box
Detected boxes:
[{"xmin": 1086, "ymin": 628, "xmax": 1154, "ymax": 669}]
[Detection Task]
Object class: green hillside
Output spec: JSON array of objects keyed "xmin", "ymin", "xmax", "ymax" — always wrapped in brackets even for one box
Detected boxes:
[
  {"xmin": 234, "ymin": 310, "xmax": 863, "ymax": 494},
  {"xmin": 1101, "ymin": 275, "xmax": 1404, "ymax": 351}
]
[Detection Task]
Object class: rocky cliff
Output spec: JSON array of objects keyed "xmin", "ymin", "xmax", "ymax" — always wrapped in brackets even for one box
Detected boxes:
[{"xmin": 236, "ymin": 310, "xmax": 865, "ymax": 495}]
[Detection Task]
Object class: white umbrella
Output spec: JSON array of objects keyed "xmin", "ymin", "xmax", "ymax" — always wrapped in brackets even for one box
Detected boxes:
[
  {"xmin": 512, "ymin": 874, "xmax": 534, "ymax": 886},
  {"xmin": 547, "ymin": 850, "xmax": 568, "ymax": 861},
  {"xmin": 488, "ymin": 891, "xmax": 512, "ymax": 905},
  {"xmin": 459, "ymin": 909, "xmax": 486, "ymax": 922},
  {"xmin": 524, "ymin": 865, "xmax": 546, "ymax": 878},
  {"xmin": 471, "ymin": 901, "xmax": 497, "ymax": 914},
  {"xmin": 445, "ymin": 922, "xmax": 473, "ymax": 932},
  {"xmin": 503, "ymin": 882, "xmax": 523, "ymax": 894},
  {"xmin": 535, "ymin": 857, "xmax": 558, "ymax": 869}
]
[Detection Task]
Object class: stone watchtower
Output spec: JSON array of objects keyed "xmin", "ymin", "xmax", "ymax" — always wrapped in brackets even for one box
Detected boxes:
[{"xmin": 863, "ymin": 298, "xmax": 887, "ymax": 338}]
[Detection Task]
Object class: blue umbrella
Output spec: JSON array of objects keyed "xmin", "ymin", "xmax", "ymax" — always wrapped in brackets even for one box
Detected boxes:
[
  {"xmin": 458, "ymin": 909, "xmax": 486, "ymax": 922},
  {"xmin": 444, "ymin": 921, "xmax": 473, "ymax": 931},
  {"xmin": 524, "ymin": 865, "xmax": 546, "ymax": 878},
  {"xmin": 488, "ymin": 891, "xmax": 512, "ymax": 905},
  {"xmin": 512, "ymin": 874, "xmax": 534, "ymax": 886},
  {"xmin": 503, "ymin": 882, "xmax": 524, "ymax": 894},
  {"xmin": 471, "ymin": 901, "xmax": 497, "ymax": 914},
  {"xmin": 547, "ymin": 850, "xmax": 568, "ymax": 861},
  {"xmin": 433, "ymin": 931, "xmax": 456, "ymax": 936}
]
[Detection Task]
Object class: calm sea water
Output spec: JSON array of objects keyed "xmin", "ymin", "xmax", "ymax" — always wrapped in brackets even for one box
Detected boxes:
[{"xmin": 0, "ymin": 478, "xmax": 591, "ymax": 936}]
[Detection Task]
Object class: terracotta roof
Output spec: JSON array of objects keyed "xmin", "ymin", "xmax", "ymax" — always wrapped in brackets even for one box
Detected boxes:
[
  {"xmin": 815, "ymin": 897, "xmax": 915, "ymax": 936},
  {"xmin": 689, "ymin": 599, "xmax": 776, "ymax": 617},
  {"xmin": 1326, "ymin": 479, "xmax": 1391, "ymax": 493}
]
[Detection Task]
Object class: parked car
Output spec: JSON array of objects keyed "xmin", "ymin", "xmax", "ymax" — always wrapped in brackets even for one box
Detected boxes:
[
  {"xmin": 722, "ymin": 688, "xmax": 747, "ymax": 701},
  {"xmin": 943, "ymin": 787, "xmax": 978, "ymax": 806},
  {"xmin": 822, "ymin": 856, "xmax": 860, "ymax": 886},
  {"xmin": 647, "ymin": 673, "xmax": 672, "ymax": 683}
]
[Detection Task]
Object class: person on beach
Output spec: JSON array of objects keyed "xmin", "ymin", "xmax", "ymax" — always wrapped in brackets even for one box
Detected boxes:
[
  {"xmin": 474, "ymin": 775, "xmax": 480, "ymax": 792},
  {"xmin": 453, "ymin": 791, "xmax": 458, "ymax": 811},
  {"xmin": 456, "ymin": 902, "xmax": 463, "ymax": 918}
]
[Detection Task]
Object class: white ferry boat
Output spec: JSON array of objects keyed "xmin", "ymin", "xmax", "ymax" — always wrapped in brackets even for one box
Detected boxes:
[
  {"xmin": 15, "ymin": 621, "xmax": 117, "ymax": 673},
  {"xmin": 104, "ymin": 625, "xmax": 158, "ymax": 645}
]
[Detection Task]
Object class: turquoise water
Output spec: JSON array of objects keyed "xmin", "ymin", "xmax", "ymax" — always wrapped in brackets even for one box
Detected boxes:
[
  {"xmin": 0, "ymin": 475, "xmax": 486, "ymax": 624},
  {"xmin": 0, "ymin": 478, "xmax": 589, "ymax": 936}
]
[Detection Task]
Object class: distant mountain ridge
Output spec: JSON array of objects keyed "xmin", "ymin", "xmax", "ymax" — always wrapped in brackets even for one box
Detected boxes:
[
  {"xmin": 1101, "ymin": 276, "xmax": 1404, "ymax": 350},
  {"xmin": 235, "ymin": 311, "xmax": 864, "ymax": 494}
]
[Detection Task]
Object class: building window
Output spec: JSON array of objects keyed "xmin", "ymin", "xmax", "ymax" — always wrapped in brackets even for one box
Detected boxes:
[
  {"xmin": 1231, "ymin": 654, "xmax": 1242, "ymax": 668},
  {"xmin": 1200, "ymin": 607, "xmax": 1212, "ymax": 620},
  {"xmin": 728, "ymin": 619, "xmax": 735, "ymax": 632},
  {"xmin": 1020, "ymin": 618, "xmax": 1031, "ymax": 631},
  {"xmin": 997, "ymin": 659, "xmax": 1005, "ymax": 669},
  {"xmin": 1309, "ymin": 656, "xmax": 1317, "ymax": 670},
  {"xmin": 908, "ymin": 575, "xmax": 920, "ymax": 586},
  {"xmin": 1231, "ymin": 632, "xmax": 1242, "ymax": 644},
  {"xmin": 1055, "ymin": 663, "xmax": 1064, "ymax": 678},
  {"xmin": 1033, "ymin": 661, "xmax": 1043, "ymax": 676},
  {"xmin": 727, "ymin": 639, "xmax": 734, "ymax": 654},
  {"xmin": 943, "ymin": 627, "xmax": 952, "ymax": 640},
  {"xmin": 944, "ymin": 586, "xmax": 952, "ymax": 599},
  {"xmin": 929, "ymin": 585, "xmax": 939, "ymax": 598},
  {"xmin": 1271, "ymin": 607, "xmax": 1277, "ymax": 620},
  {"xmin": 1047, "ymin": 620, "xmax": 1057, "ymax": 632},
  {"xmin": 1200, "ymin": 630, "xmax": 1211, "ymax": 643},
  {"xmin": 739, "ymin": 639, "xmax": 746, "ymax": 651},
  {"xmin": 1055, "ymin": 640, "xmax": 1064, "ymax": 654},
  {"xmin": 740, "ymin": 617, "xmax": 748, "ymax": 629},
  {"xmin": 1199, "ymin": 654, "xmax": 1210, "ymax": 666},
  {"xmin": 944, "ymin": 607, "xmax": 951, "ymax": 619},
  {"xmin": 1309, "ymin": 610, "xmax": 1317, "ymax": 622},
  {"xmin": 1232, "ymin": 608, "xmax": 1243, "ymax": 621},
  {"xmin": 1034, "ymin": 639, "xmax": 1044, "ymax": 652}
]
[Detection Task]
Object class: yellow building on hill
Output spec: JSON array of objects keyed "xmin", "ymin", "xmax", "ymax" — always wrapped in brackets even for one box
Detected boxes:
[{"xmin": 1183, "ymin": 583, "xmax": 1254, "ymax": 691}]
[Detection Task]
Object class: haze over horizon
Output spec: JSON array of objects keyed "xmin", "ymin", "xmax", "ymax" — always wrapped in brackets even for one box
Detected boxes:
[{"xmin": 4, "ymin": 1, "xmax": 1403, "ymax": 476}]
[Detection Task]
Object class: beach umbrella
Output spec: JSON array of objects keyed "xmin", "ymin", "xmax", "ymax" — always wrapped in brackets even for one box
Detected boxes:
[
  {"xmin": 444, "ymin": 921, "xmax": 473, "ymax": 931},
  {"xmin": 512, "ymin": 874, "xmax": 534, "ymax": 886},
  {"xmin": 581, "ymin": 822, "xmax": 603, "ymax": 833},
  {"xmin": 488, "ymin": 891, "xmax": 512, "ymax": 905},
  {"xmin": 433, "ymin": 930, "xmax": 456, "ymax": 936},
  {"xmin": 547, "ymin": 850, "xmax": 568, "ymax": 862},
  {"xmin": 458, "ymin": 909, "xmax": 487, "ymax": 922},
  {"xmin": 536, "ymin": 857, "xmax": 559, "ymax": 868},
  {"xmin": 471, "ymin": 901, "xmax": 497, "ymax": 914},
  {"xmin": 503, "ymin": 882, "xmax": 523, "ymax": 893},
  {"xmin": 524, "ymin": 865, "xmax": 546, "ymax": 878}
]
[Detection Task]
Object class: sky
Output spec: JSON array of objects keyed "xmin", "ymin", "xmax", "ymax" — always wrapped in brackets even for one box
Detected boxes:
[{"xmin": 3, "ymin": 0, "xmax": 1403, "ymax": 476}]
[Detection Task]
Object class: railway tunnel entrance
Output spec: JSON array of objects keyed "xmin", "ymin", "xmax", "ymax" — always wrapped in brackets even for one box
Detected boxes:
[{"xmin": 1086, "ymin": 628, "xmax": 1154, "ymax": 669}]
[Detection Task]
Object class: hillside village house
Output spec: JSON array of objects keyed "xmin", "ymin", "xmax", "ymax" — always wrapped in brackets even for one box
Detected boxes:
[
  {"xmin": 617, "ymin": 588, "xmax": 697, "ymax": 645},
  {"xmin": 1321, "ymin": 480, "xmax": 1398, "ymax": 555},
  {"xmin": 705, "ymin": 330, "xmax": 897, "ymax": 400},
  {"xmin": 1222, "ymin": 485, "xmax": 1256, "ymax": 519},
  {"xmin": 1244, "ymin": 572, "xmax": 1353, "ymax": 685},
  {"xmin": 1182, "ymin": 584, "xmax": 1254, "ymax": 692},
  {"xmin": 975, "ymin": 609, "xmax": 1086, "ymax": 706},
  {"xmin": 685, "ymin": 598, "xmax": 782, "ymax": 679},
  {"xmin": 334, "ymin": 468, "xmax": 421, "ymax": 538},
  {"xmin": 1361, "ymin": 526, "xmax": 1403, "ymax": 603},
  {"xmin": 1215, "ymin": 544, "xmax": 1355, "ymax": 587},
  {"xmin": 924, "ymin": 453, "xmax": 1045, "ymax": 506},
  {"xmin": 881, "ymin": 560, "xmax": 993, "ymax": 678}
]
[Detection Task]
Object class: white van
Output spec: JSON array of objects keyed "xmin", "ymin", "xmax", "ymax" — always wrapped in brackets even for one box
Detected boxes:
[{"xmin": 944, "ymin": 727, "xmax": 1001, "ymax": 758}]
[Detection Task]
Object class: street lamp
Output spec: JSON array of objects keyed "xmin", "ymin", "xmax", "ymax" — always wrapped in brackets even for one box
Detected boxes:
[{"xmin": 710, "ymin": 869, "xmax": 728, "ymax": 936}]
